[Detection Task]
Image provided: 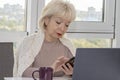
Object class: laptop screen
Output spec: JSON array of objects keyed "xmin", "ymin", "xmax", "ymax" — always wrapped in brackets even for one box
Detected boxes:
[
  {"xmin": 72, "ymin": 48, "xmax": 120, "ymax": 80},
  {"xmin": 0, "ymin": 42, "xmax": 14, "ymax": 79}
]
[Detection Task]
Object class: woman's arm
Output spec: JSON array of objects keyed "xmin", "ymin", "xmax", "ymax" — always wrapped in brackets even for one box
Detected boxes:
[{"xmin": 22, "ymin": 64, "xmax": 39, "ymax": 78}]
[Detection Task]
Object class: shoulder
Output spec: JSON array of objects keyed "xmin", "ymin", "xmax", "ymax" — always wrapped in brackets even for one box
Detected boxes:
[
  {"xmin": 19, "ymin": 31, "xmax": 44, "ymax": 49},
  {"xmin": 16, "ymin": 32, "xmax": 43, "ymax": 57},
  {"xmin": 22, "ymin": 32, "xmax": 42, "ymax": 43},
  {"xmin": 23, "ymin": 30, "xmax": 44, "ymax": 42},
  {"xmin": 60, "ymin": 37, "xmax": 74, "ymax": 50},
  {"xmin": 16, "ymin": 33, "xmax": 38, "ymax": 51},
  {"xmin": 24, "ymin": 33, "xmax": 37, "ymax": 41},
  {"xmin": 60, "ymin": 37, "xmax": 76, "ymax": 56}
]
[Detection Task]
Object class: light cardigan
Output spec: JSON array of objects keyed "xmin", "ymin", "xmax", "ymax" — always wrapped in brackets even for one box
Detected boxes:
[{"xmin": 13, "ymin": 30, "xmax": 76, "ymax": 77}]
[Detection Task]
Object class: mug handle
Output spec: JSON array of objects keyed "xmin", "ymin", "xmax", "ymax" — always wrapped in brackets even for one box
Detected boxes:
[{"xmin": 32, "ymin": 70, "xmax": 39, "ymax": 80}]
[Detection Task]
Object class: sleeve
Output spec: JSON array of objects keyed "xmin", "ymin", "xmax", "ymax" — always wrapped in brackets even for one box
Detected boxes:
[
  {"xmin": 53, "ymin": 71, "xmax": 64, "ymax": 77},
  {"xmin": 22, "ymin": 64, "xmax": 39, "ymax": 77},
  {"xmin": 13, "ymin": 36, "xmax": 34, "ymax": 77},
  {"xmin": 13, "ymin": 38, "xmax": 24, "ymax": 77}
]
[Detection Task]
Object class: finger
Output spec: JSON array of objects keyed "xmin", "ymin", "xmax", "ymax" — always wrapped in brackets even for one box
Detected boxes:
[
  {"xmin": 54, "ymin": 60, "xmax": 63, "ymax": 66},
  {"xmin": 64, "ymin": 57, "xmax": 69, "ymax": 61},
  {"xmin": 61, "ymin": 64, "xmax": 73, "ymax": 75},
  {"xmin": 61, "ymin": 66, "xmax": 66, "ymax": 73},
  {"xmin": 63, "ymin": 59, "xmax": 69, "ymax": 63},
  {"xmin": 57, "ymin": 56, "xmax": 65, "ymax": 60},
  {"xmin": 60, "ymin": 57, "xmax": 70, "ymax": 63},
  {"xmin": 58, "ymin": 56, "xmax": 68, "ymax": 63},
  {"xmin": 61, "ymin": 65, "xmax": 71, "ymax": 75},
  {"xmin": 66, "ymin": 63, "xmax": 73, "ymax": 71},
  {"xmin": 62, "ymin": 64, "xmax": 70, "ymax": 72}
]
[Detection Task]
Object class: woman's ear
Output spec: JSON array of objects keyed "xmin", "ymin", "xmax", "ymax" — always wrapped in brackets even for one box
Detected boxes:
[{"xmin": 44, "ymin": 17, "xmax": 49, "ymax": 26}]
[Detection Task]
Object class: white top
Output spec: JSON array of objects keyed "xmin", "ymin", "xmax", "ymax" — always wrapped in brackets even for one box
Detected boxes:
[{"xmin": 13, "ymin": 30, "xmax": 76, "ymax": 77}]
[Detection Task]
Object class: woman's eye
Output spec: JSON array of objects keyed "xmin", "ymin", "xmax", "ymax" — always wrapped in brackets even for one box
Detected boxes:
[
  {"xmin": 66, "ymin": 25, "xmax": 69, "ymax": 27},
  {"xmin": 56, "ymin": 21, "xmax": 61, "ymax": 24}
]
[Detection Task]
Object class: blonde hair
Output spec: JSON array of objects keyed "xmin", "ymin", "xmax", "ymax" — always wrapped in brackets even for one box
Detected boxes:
[{"xmin": 39, "ymin": 0, "xmax": 76, "ymax": 31}]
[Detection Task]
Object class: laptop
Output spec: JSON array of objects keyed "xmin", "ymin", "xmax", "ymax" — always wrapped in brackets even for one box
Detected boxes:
[
  {"xmin": 0, "ymin": 42, "xmax": 14, "ymax": 80},
  {"xmin": 72, "ymin": 48, "xmax": 120, "ymax": 80}
]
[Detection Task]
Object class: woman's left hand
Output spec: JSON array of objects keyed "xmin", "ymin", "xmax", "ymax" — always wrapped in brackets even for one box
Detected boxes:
[
  {"xmin": 61, "ymin": 60, "xmax": 73, "ymax": 76},
  {"xmin": 51, "ymin": 56, "xmax": 68, "ymax": 72}
]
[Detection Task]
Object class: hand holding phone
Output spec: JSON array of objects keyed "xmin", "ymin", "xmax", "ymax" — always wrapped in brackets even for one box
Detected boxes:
[{"xmin": 65, "ymin": 57, "xmax": 75, "ymax": 68}]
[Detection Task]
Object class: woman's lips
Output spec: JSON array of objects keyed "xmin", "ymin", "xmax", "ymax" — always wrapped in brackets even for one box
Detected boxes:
[{"xmin": 57, "ymin": 33, "xmax": 62, "ymax": 36}]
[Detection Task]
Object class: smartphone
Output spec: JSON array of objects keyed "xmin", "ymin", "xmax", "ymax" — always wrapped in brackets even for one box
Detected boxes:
[{"xmin": 65, "ymin": 57, "xmax": 75, "ymax": 68}]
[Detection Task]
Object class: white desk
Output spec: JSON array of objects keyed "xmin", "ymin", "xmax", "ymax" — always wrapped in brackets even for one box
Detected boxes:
[{"xmin": 4, "ymin": 77, "xmax": 72, "ymax": 80}]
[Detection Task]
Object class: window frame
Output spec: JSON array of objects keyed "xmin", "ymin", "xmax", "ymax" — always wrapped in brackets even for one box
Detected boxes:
[
  {"xmin": 68, "ymin": 0, "xmax": 115, "ymax": 34},
  {"xmin": 112, "ymin": 0, "xmax": 120, "ymax": 48}
]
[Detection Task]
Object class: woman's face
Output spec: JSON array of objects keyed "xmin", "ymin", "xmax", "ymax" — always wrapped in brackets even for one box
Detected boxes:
[{"xmin": 44, "ymin": 16, "xmax": 70, "ymax": 41}]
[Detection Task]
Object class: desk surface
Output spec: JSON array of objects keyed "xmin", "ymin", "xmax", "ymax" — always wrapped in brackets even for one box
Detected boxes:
[{"xmin": 4, "ymin": 77, "xmax": 72, "ymax": 80}]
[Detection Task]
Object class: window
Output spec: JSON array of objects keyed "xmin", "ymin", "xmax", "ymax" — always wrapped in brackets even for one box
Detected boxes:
[
  {"xmin": 0, "ymin": 0, "xmax": 27, "ymax": 42},
  {"xmin": 45, "ymin": 0, "xmax": 104, "ymax": 21},
  {"xmin": 16, "ymin": 0, "xmax": 115, "ymax": 48},
  {"xmin": 45, "ymin": 0, "xmax": 115, "ymax": 33},
  {"xmin": 66, "ymin": 33, "xmax": 112, "ymax": 48},
  {"xmin": 71, "ymin": 39, "xmax": 111, "ymax": 48},
  {"xmin": 67, "ymin": 0, "xmax": 115, "ymax": 33},
  {"xmin": 43, "ymin": 0, "xmax": 115, "ymax": 48},
  {"xmin": 0, "ymin": 0, "xmax": 26, "ymax": 31},
  {"xmin": 68, "ymin": 0, "xmax": 103, "ymax": 22},
  {"xmin": 67, "ymin": 0, "xmax": 115, "ymax": 48}
]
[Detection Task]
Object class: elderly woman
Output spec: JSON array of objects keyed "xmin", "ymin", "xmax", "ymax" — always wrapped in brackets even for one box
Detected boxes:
[{"xmin": 13, "ymin": 0, "xmax": 76, "ymax": 77}]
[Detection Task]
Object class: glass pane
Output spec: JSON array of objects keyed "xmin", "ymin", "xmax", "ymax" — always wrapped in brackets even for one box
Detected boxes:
[
  {"xmin": 68, "ymin": 0, "xmax": 103, "ymax": 21},
  {"xmin": 45, "ymin": 0, "xmax": 103, "ymax": 22},
  {"xmin": 0, "ymin": 0, "xmax": 26, "ymax": 31},
  {"xmin": 70, "ymin": 39, "xmax": 111, "ymax": 48}
]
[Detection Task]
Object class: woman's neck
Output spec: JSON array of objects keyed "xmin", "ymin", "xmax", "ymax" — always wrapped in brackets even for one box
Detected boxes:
[
  {"xmin": 45, "ymin": 37, "xmax": 58, "ymax": 42},
  {"xmin": 44, "ymin": 32, "xmax": 59, "ymax": 42}
]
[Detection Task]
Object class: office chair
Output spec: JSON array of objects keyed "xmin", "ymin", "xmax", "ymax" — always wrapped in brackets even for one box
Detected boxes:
[{"xmin": 0, "ymin": 42, "xmax": 14, "ymax": 80}]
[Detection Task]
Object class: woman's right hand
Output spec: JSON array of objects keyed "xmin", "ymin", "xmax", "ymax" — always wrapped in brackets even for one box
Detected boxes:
[{"xmin": 51, "ymin": 56, "xmax": 69, "ymax": 73}]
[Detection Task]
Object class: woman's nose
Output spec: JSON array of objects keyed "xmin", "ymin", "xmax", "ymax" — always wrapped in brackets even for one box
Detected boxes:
[{"xmin": 59, "ymin": 24, "xmax": 66, "ymax": 32}]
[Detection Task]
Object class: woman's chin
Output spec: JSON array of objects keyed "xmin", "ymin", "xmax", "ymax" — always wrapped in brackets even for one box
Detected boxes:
[{"xmin": 57, "ymin": 36, "xmax": 63, "ymax": 38}]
